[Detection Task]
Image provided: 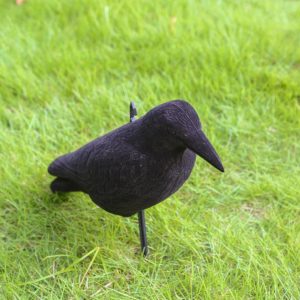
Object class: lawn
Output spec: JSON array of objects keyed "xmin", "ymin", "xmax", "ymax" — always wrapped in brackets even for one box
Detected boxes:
[{"xmin": 0, "ymin": 0, "xmax": 300, "ymax": 298}]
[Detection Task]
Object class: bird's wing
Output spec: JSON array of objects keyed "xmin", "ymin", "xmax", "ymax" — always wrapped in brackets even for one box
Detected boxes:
[
  {"xmin": 88, "ymin": 150, "xmax": 148, "ymax": 196},
  {"xmin": 48, "ymin": 136, "xmax": 147, "ymax": 194}
]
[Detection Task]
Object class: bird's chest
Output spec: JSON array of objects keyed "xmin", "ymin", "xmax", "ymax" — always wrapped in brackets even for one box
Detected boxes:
[{"xmin": 137, "ymin": 149, "xmax": 196, "ymax": 196}]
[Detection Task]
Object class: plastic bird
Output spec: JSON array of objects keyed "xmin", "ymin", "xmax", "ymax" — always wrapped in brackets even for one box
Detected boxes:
[{"xmin": 48, "ymin": 100, "xmax": 224, "ymax": 217}]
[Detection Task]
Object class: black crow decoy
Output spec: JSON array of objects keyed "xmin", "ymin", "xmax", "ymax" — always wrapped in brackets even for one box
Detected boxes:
[{"xmin": 48, "ymin": 100, "xmax": 224, "ymax": 252}]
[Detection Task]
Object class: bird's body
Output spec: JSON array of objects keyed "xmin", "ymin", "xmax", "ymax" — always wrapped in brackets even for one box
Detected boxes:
[{"xmin": 48, "ymin": 100, "xmax": 224, "ymax": 217}]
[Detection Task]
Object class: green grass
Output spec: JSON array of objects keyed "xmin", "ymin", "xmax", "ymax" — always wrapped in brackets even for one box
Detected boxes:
[{"xmin": 0, "ymin": 0, "xmax": 300, "ymax": 298}]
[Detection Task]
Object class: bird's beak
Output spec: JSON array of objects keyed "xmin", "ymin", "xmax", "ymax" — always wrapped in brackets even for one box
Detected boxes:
[{"xmin": 184, "ymin": 129, "xmax": 224, "ymax": 172}]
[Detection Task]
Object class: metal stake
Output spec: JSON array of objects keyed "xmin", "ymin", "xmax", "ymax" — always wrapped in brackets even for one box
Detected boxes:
[{"xmin": 130, "ymin": 102, "xmax": 149, "ymax": 256}]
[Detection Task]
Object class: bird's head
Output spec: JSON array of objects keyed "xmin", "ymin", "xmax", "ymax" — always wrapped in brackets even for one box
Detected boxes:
[{"xmin": 142, "ymin": 100, "xmax": 224, "ymax": 172}]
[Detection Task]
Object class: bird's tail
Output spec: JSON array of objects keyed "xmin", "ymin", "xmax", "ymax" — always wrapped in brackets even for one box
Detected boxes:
[{"xmin": 50, "ymin": 177, "xmax": 82, "ymax": 193}]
